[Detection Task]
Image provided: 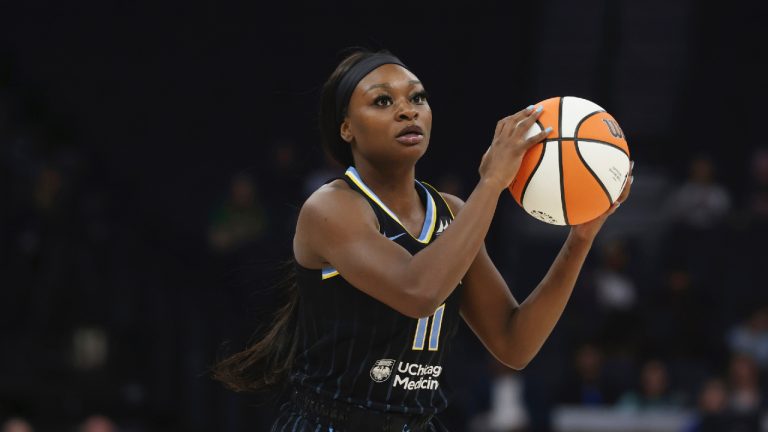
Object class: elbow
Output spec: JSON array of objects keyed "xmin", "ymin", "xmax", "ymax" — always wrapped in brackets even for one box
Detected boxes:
[
  {"xmin": 504, "ymin": 358, "xmax": 531, "ymax": 371},
  {"xmin": 498, "ymin": 346, "xmax": 534, "ymax": 371},
  {"xmin": 402, "ymin": 294, "xmax": 442, "ymax": 319}
]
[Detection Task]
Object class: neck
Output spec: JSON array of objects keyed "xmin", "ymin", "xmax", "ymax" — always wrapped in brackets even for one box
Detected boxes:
[{"xmin": 352, "ymin": 159, "xmax": 420, "ymax": 211}]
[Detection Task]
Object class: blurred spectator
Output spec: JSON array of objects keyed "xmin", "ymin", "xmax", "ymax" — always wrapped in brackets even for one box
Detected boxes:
[
  {"xmin": 559, "ymin": 343, "xmax": 610, "ymax": 406},
  {"xmin": 593, "ymin": 239, "xmax": 637, "ymax": 313},
  {"xmin": 434, "ymin": 173, "xmax": 466, "ymax": 199},
  {"xmin": 469, "ymin": 361, "xmax": 529, "ymax": 432},
  {"xmin": 663, "ymin": 155, "xmax": 731, "ymax": 230},
  {"xmin": 660, "ymin": 155, "xmax": 732, "ymax": 296},
  {"xmin": 727, "ymin": 305, "xmax": 768, "ymax": 370},
  {"xmin": 34, "ymin": 165, "xmax": 63, "ymax": 214},
  {"xmin": 684, "ymin": 356, "xmax": 764, "ymax": 431},
  {"xmin": 302, "ymin": 153, "xmax": 342, "ymax": 198},
  {"xmin": 745, "ymin": 147, "xmax": 768, "ymax": 225},
  {"xmin": 684, "ymin": 378, "xmax": 730, "ymax": 432},
  {"xmin": 79, "ymin": 415, "xmax": 116, "ymax": 432},
  {"xmin": 616, "ymin": 359, "xmax": 684, "ymax": 410},
  {"xmin": 643, "ymin": 265, "xmax": 716, "ymax": 363},
  {"xmin": 208, "ymin": 173, "xmax": 267, "ymax": 255},
  {"xmin": 0, "ymin": 418, "xmax": 33, "ymax": 432},
  {"xmin": 566, "ymin": 238, "xmax": 642, "ymax": 352},
  {"xmin": 728, "ymin": 148, "xmax": 768, "ymax": 317},
  {"xmin": 726, "ymin": 353, "xmax": 762, "ymax": 416},
  {"xmin": 261, "ymin": 139, "xmax": 305, "ymax": 254}
]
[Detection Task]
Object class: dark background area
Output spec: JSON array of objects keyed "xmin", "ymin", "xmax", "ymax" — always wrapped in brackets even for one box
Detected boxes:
[{"xmin": 1, "ymin": 1, "xmax": 767, "ymax": 431}]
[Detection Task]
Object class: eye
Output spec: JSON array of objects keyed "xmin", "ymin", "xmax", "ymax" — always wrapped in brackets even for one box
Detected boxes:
[
  {"xmin": 411, "ymin": 90, "xmax": 429, "ymax": 104},
  {"xmin": 373, "ymin": 94, "xmax": 393, "ymax": 107}
]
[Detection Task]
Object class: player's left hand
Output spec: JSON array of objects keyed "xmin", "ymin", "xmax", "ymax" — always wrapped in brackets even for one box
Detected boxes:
[{"xmin": 571, "ymin": 161, "xmax": 634, "ymax": 241}]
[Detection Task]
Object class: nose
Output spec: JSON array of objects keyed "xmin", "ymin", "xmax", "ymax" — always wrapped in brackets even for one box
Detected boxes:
[{"xmin": 396, "ymin": 100, "xmax": 418, "ymax": 121}]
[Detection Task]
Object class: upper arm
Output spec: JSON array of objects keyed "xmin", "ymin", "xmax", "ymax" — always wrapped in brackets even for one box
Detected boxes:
[
  {"xmin": 293, "ymin": 184, "xmax": 433, "ymax": 318},
  {"xmin": 440, "ymin": 192, "xmax": 522, "ymax": 367}
]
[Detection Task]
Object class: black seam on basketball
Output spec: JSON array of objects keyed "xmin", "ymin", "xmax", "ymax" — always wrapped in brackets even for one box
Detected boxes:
[
  {"xmin": 573, "ymin": 110, "xmax": 605, "ymax": 138},
  {"xmin": 542, "ymin": 138, "xmax": 628, "ymax": 156},
  {"xmin": 574, "ymin": 140, "xmax": 613, "ymax": 206},
  {"xmin": 558, "ymin": 141, "xmax": 569, "ymax": 225},
  {"xmin": 520, "ymin": 142, "xmax": 547, "ymax": 205},
  {"xmin": 558, "ymin": 97, "xmax": 563, "ymax": 139}
]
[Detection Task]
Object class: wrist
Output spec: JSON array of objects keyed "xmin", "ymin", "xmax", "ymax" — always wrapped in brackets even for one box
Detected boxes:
[
  {"xmin": 479, "ymin": 176, "xmax": 507, "ymax": 194},
  {"xmin": 568, "ymin": 227, "xmax": 597, "ymax": 246}
]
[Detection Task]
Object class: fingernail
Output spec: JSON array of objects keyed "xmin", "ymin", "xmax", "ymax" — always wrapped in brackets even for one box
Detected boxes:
[
  {"xmin": 615, "ymin": 202, "xmax": 621, "ymax": 209},
  {"xmin": 527, "ymin": 105, "xmax": 534, "ymax": 111},
  {"xmin": 536, "ymin": 106, "xmax": 543, "ymax": 113},
  {"xmin": 630, "ymin": 175, "xmax": 634, "ymax": 185},
  {"xmin": 545, "ymin": 127, "xmax": 553, "ymax": 133},
  {"xmin": 631, "ymin": 160, "xmax": 635, "ymax": 170}
]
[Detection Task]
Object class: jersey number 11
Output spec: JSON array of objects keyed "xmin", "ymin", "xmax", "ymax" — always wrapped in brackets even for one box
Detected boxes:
[{"xmin": 412, "ymin": 304, "xmax": 446, "ymax": 351}]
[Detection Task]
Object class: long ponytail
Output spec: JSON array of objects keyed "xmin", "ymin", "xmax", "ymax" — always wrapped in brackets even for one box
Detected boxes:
[{"xmin": 211, "ymin": 259, "xmax": 300, "ymax": 393}]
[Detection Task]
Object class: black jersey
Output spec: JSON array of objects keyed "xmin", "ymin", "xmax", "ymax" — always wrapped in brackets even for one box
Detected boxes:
[{"xmin": 291, "ymin": 166, "xmax": 463, "ymax": 415}]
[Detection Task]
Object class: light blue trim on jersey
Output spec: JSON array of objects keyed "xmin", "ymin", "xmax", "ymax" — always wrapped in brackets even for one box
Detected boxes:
[
  {"xmin": 415, "ymin": 181, "xmax": 435, "ymax": 240},
  {"xmin": 345, "ymin": 167, "xmax": 437, "ymax": 244},
  {"xmin": 321, "ymin": 266, "xmax": 339, "ymax": 280},
  {"xmin": 412, "ymin": 316, "xmax": 429, "ymax": 350},
  {"xmin": 428, "ymin": 303, "xmax": 446, "ymax": 351}
]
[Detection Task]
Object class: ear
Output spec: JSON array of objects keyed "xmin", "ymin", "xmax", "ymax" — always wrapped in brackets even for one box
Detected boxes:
[{"xmin": 340, "ymin": 119, "xmax": 354, "ymax": 143}]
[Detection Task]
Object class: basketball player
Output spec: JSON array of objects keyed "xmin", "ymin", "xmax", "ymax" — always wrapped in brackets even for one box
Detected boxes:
[{"xmin": 214, "ymin": 49, "xmax": 633, "ymax": 431}]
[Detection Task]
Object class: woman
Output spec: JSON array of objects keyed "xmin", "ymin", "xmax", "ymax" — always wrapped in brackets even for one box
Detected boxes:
[{"xmin": 214, "ymin": 49, "xmax": 633, "ymax": 431}]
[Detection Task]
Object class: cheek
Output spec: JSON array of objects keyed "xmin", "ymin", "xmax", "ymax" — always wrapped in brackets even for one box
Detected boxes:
[
  {"xmin": 352, "ymin": 110, "xmax": 388, "ymax": 137},
  {"xmin": 422, "ymin": 109, "xmax": 433, "ymax": 134}
]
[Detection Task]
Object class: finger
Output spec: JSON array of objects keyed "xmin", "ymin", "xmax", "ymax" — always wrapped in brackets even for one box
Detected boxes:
[
  {"xmin": 513, "ymin": 105, "xmax": 544, "ymax": 135},
  {"xmin": 517, "ymin": 127, "xmax": 551, "ymax": 154},
  {"xmin": 607, "ymin": 201, "xmax": 621, "ymax": 216},
  {"xmin": 616, "ymin": 171, "xmax": 633, "ymax": 203},
  {"xmin": 509, "ymin": 104, "xmax": 536, "ymax": 123},
  {"xmin": 494, "ymin": 118, "xmax": 506, "ymax": 138},
  {"xmin": 525, "ymin": 126, "xmax": 553, "ymax": 146}
]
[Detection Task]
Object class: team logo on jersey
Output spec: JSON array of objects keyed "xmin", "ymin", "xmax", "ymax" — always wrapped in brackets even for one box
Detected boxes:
[
  {"xmin": 370, "ymin": 359, "xmax": 396, "ymax": 383},
  {"xmin": 434, "ymin": 219, "xmax": 451, "ymax": 237}
]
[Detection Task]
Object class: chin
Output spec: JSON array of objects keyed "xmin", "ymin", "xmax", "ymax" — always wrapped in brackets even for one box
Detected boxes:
[{"xmin": 399, "ymin": 147, "xmax": 428, "ymax": 166}]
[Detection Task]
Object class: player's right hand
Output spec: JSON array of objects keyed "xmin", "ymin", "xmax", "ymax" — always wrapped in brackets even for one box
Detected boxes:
[{"xmin": 479, "ymin": 105, "xmax": 550, "ymax": 192}]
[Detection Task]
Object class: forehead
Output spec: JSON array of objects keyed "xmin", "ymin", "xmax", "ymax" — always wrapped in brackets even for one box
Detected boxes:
[{"xmin": 355, "ymin": 64, "xmax": 420, "ymax": 91}]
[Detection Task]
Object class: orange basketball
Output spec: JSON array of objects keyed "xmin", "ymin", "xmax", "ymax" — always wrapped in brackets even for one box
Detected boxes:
[{"xmin": 509, "ymin": 96, "xmax": 630, "ymax": 225}]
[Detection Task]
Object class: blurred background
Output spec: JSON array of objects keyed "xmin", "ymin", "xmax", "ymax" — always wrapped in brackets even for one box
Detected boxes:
[{"xmin": 1, "ymin": 1, "xmax": 767, "ymax": 431}]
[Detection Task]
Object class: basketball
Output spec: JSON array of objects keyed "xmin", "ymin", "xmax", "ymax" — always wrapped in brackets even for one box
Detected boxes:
[{"xmin": 509, "ymin": 96, "xmax": 631, "ymax": 225}]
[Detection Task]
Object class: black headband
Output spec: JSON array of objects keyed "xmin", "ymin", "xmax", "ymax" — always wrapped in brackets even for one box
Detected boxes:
[{"xmin": 335, "ymin": 53, "xmax": 409, "ymax": 125}]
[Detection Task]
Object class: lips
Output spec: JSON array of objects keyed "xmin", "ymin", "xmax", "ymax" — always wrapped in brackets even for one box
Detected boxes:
[{"xmin": 396, "ymin": 125, "xmax": 425, "ymax": 145}]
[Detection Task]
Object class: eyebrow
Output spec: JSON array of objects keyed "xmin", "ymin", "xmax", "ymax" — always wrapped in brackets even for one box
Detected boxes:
[{"xmin": 365, "ymin": 80, "xmax": 422, "ymax": 92}]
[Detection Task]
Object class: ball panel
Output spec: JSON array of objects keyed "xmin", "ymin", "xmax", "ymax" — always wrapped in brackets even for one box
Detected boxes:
[
  {"xmin": 562, "ymin": 141, "xmax": 612, "ymax": 225},
  {"xmin": 509, "ymin": 142, "xmax": 545, "ymax": 204},
  {"xmin": 560, "ymin": 96, "xmax": 605, "ymax": 137},
  {"xmin": 575, "ymin": 112, "xmax": 629, "ymax": 154},
  {"xmin": 576, "ymin": 141, "xmax": 631, "ymax": 203},
  {"xmin": 521, "ymin": 142, "xmax": 566, "ymax": 225}
]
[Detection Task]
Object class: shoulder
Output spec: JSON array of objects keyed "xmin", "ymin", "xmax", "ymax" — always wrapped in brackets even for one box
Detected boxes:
[
  {"xmin": 294, "ymin": 179, "xmax": 379, "ymax": 267},
  {"xmin": 299, "ymin": 179, "xmax": 376, "ymax": 227}
]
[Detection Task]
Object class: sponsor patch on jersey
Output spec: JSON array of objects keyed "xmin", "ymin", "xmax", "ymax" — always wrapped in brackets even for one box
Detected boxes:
[
  {"xmin": 392, "ymin": 362, "xmax": 443, "ymax": 390},
  {"xmin": 370, "ymin": 359, "xmax": 396, "ymax": 383},
  {"xmin": 371, "ymin": 359, "xmax": 443, "ymax": 391}
]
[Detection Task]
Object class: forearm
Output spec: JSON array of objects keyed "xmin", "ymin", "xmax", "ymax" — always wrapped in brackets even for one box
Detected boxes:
[
  {"xmin": 408, "ymin": 178, "xmax": 502, "ymax": 310},
  {"xmin": 504, "ymin": 230, "xmax": 594, "ymax": 366}
]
